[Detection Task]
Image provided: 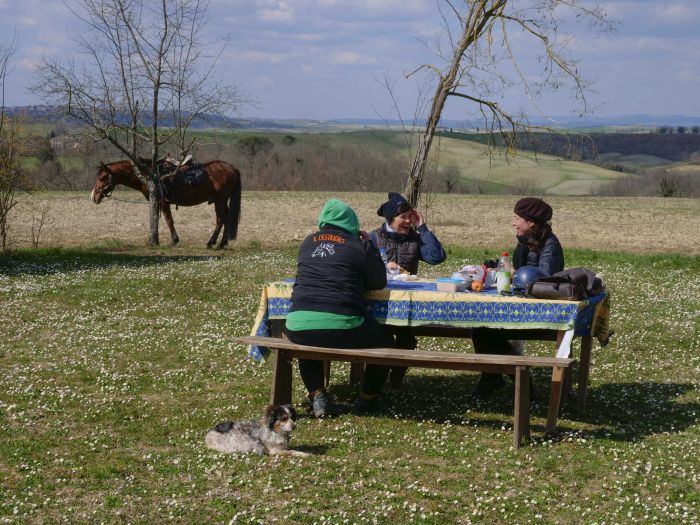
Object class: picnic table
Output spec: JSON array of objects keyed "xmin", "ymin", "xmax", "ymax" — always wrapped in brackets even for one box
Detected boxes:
[{"xmin": 247, "ymin": 278, "xmax": 611, "ymax": 433}]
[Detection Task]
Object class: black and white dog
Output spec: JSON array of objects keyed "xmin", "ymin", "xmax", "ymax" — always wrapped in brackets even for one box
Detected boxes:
[{"xmin": 205, "ymin": 405, "xmax": 310, "ymax": 458}]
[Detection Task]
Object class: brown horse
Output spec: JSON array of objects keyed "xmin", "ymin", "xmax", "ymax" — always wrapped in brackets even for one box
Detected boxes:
[{"xmin": 91, "ymin": 159, "xmax": 242, "ymax": 248}]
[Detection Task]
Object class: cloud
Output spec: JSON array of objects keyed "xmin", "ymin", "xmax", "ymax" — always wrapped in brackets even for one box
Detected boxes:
[
  {"xmin": 318, "ymin": 0, "xmax": 426, "ymax": 12},
  {"xmin": 330, "ymin": 51, "xmax": 376, "ymax": 65},
  {"xmin": 20, "ymin": 16, "xmax": 39, "ymax": 27},
  {"xmin": 259, "ymin": 3, "xmax": 294, "ymax": 24},
  {"xmin": 237, "ymin": 50, "xmax": 288, "ymax": 64},
  {"xmin": 652, "ymin": 2, "xmax": 700, "ymax": 22},
  {"xmin": 675, "ymin": 69, "xmax": 700, "ymax": 83},
  {"xmin": 16, "ymin": 58, "xmax": 38, "ymax": 72}
]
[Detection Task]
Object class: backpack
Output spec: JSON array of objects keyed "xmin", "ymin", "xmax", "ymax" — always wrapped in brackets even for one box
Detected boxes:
[{"xmin": 528, "ymin": 267, "xmax": 605, "ymax": 301}]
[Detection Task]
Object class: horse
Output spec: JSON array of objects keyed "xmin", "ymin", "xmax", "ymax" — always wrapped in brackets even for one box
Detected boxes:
[{"xmin": 91, "ymin": 159, "xmax": 242, "ymax": 248}]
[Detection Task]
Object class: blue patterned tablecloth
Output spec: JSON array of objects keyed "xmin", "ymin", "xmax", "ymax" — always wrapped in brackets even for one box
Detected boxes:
[{"xmin": 247, "ymin": 279, "xmax": 610, "ymax": 361}]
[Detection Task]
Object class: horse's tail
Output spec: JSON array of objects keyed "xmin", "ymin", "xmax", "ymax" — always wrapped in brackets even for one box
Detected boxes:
[{"xmin": 226, "ymin": 171, "xmax": 242, "ymax": 241}]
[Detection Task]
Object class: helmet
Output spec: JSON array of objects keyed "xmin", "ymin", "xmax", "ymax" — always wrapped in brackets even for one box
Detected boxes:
[{"xmin": 512, "ymin": 266, "xmax": 548, "ymax": 294}]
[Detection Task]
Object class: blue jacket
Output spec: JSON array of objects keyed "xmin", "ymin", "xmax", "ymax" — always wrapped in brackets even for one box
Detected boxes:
[
  {"xmin": 513, "ymin": 233, "xmax": 564, "ymax": 276},
  {"xmin": 369, "ymin": 223, "xmax": 446, "ymax": 275}
]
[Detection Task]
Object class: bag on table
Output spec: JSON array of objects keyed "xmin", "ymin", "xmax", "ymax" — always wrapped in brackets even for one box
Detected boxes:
[{"xmin": 528, "ymin": 267, "xmax": 604, "ymax": 301}]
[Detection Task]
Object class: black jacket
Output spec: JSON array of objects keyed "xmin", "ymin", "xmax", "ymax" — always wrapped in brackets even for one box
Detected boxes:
[{"xmin": 290, "ymin": 227, "xmax": 387, "ymax": 317}]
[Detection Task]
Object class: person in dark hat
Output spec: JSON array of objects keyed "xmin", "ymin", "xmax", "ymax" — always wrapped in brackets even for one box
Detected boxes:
[
  {"xmin": 471, "ymin": 196, "xmax": 564, "ymax": 398},
  {"xmin": 510, "ymin": 197, "xmax": 563, "ymax": 275},
  {"xmin": 368, "ymin": 192, "xmax": 446, "ymax": 389}
]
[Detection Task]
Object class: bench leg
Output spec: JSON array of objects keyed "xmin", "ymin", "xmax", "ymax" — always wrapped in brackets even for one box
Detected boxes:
[
  {"xmin": 545, "ymin": 366, "xmax": 566, "ymax": 435},
  {"xmin": 577, "ymin": 336, "xmax": 592, "ymax": 414},
  {"xmin": 513, "ymin": 366, "xmax": 530, "ymax": 448},
  {"xmin": 271, "ymin": 350, "xmax": 293, "ymax": 406}
]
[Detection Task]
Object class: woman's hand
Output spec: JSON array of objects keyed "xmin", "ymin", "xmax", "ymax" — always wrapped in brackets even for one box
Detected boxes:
[{"xmin": 412, "ymin": 209, "xmax": 424, "ymax": 228}]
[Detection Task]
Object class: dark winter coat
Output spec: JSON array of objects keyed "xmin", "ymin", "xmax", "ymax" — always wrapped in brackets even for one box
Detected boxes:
[
  {"xmin": 512, "ymin": 232, "xmax": 564, "ymax": 276},
  {"xmin": 289, "ymin": 227, "xmax": 387, "ymax": 317}
]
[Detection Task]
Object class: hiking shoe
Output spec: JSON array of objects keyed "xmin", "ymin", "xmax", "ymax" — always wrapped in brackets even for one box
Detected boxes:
[
  {"xmin": 352, "ymin": 395, "xmax": 381, "ymax": 415},
  {"xmin": 470, "ymin": 375, "xmax": 506, "ymax": 399},
  {"xmin": 311, "ymin": 391, "xmax": 331, "ymax": 418},
  {"xmin": 352, "ymin": 396, "xmax": 388, "ymax": 416}
]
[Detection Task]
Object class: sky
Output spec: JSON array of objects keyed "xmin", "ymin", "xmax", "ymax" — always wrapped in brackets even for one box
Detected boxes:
[{"xmin": 1, "ymin": 0, "xmax": 699, "ymax": 122}]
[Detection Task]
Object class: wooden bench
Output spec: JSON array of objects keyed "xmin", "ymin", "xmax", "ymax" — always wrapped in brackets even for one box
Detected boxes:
[{"xmin": 234, "ymin": 335, "xmax": 576, "ymax": 448}]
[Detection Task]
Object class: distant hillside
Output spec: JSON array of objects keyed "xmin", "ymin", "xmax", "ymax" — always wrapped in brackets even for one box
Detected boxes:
[
  {"xmin": 441, "ymin": 131, "xmax": 700, "ymax": 163},
  {"xmin": 2, "ymin": 105, "xmax": 293, "ymax": 130},
  {"xmin": 7, "ymin": 105, "xmax": 700, "ymax": 131}
]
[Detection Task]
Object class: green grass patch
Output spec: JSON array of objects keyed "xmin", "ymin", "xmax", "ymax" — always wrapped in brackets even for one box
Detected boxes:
[{"xmin": 0, "ymin": 246, "xmax": 698, "ymax": 523}]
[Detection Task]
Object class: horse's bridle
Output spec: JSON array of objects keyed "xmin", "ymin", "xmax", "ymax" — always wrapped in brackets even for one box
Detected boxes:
[{"xmin": 99, "ymin": 164, "xmax": 116, "ymax": 199}]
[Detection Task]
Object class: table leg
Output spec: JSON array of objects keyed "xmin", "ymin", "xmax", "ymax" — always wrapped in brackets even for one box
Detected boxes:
[
  {"xmin": 323, "ymin": 360, "xmax": 331, "ymax": 389},
  {"xmin": 545, "ymin": 366, "xmax": 566, "ymax": 435},
  {"xmin": 513, "ymin": 366, "xmax": 530, "ymax": 448},
  {"xmin": 271, "ymin": 349, "xmax": 293, "ymax": 406},
  {"xmin": 577, "ymin": 335, "xmax": 592, "ymax": 414}
]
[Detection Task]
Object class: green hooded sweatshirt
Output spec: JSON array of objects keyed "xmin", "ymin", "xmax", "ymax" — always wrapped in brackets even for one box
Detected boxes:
[
  {"xmin": 318, "ymin": 198, "xmax": 360, "ymax": 236},
  {"xmin": 286, "ymin": 199, "xmax": 364, "ymax": 331}
]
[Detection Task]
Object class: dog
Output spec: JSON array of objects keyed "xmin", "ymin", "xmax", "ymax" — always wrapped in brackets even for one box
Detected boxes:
[{"xmin": 205, "ymin": 404, "xmax": 310, "ymax": 458}]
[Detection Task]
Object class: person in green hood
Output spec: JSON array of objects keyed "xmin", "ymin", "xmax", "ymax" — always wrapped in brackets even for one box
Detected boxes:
[{"xmin": 285, "ymin": 199, "xmax": 395, "ymax": 417}]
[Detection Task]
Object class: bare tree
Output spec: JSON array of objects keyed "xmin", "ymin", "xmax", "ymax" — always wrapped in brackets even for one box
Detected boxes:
[
  {"xmin": 404, "ymin": 0, "xmax": 615, "ymax": 205},
  {"xmin": 0, "ymin": 33, "xmax": 31, "ymax": 251},
  {"xmin": 34, "ymin": 0, "xmax": 245, "ymax": 245}
]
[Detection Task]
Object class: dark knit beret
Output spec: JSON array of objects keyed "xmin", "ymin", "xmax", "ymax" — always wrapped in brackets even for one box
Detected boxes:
[
  {"xmin": 514, "ymin": 197, "xmax": 553, "ymax": 223},
  {"xmin": 377, "ymin": 192, "xmax": 410, "ymax": 223}
]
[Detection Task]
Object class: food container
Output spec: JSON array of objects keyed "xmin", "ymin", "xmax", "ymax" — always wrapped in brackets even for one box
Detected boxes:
[{"xmin": 436, "ymin": 277, "xmax": 469, "ymax": 292}]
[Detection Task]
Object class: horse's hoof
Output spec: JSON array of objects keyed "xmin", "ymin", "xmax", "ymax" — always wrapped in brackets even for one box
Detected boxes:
[{"xmin": 206, "ymin": 243, "xmax": 214, "ymax": 249}]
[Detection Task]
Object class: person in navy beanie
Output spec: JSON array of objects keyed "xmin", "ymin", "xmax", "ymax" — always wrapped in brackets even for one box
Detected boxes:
[{"xmin": 369, "ymin": 192, "xmax": 446, "ymax": 389}]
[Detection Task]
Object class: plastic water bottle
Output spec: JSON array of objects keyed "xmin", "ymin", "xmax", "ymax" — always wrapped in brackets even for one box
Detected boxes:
[
  {"xmin": 496, "ymin": 251, "xmax": 512, "ymax": 294},
  {"xmin": 379, "ymin": 248, "xmax": 389, "ymax": 268}
]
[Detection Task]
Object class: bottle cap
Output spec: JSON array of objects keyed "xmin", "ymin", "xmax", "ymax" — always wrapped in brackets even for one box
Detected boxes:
[{"xmin": 501, "ymin": 251, "xmax": 509, "ymax": 256}]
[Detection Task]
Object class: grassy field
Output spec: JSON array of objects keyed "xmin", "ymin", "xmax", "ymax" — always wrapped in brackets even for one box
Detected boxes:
[
  {"xmin": 0, "ymin": 242, "xmax": 698, "ymax": 524},
  {"xmin": 6, "ymin": 192, "xmax": 700, "ymax": 255}
]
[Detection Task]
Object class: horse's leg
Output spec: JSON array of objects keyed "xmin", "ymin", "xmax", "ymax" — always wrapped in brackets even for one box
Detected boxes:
[
  {"xmin": 161, "ymin": 201, "xmax": 179, "ymax": 246},
  {"xmin": 208, "ymin": 198, "xmax": 227, "ymax": 249}
]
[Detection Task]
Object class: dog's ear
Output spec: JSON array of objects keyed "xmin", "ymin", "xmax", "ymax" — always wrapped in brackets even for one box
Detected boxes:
[
  {"xmin": 265, "ymin": 405, "xmax": 277, "ymax": 429},
  {"xmin": 284, "ymin": 404, "xmax": 298, "ymax": 421}
]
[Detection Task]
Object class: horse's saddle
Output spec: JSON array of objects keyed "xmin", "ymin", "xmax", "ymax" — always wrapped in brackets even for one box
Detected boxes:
[
  {"xmin": 179, "ymin": 164, "xmax": 206, "ymax": 186},
  {"xmin": 161, "ymin": 163, "xmax": 207, "ymax": 205}
]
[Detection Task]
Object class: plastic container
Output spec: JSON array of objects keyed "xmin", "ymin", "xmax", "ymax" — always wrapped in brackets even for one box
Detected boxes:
[
  {"xmin": 496, "ymin": 251, "xmax": 512, "ymax": 294},
  {"xmin": 436, "ymin": 277, "xmax": 468, "ymax": 292}
]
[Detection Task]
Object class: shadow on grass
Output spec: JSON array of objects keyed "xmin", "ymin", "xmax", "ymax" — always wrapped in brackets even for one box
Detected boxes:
[
  {"xmin": 328, "ymin": 373, "xmax": 699, "ymax": 442},
  {"xmin": 565, "ymin": 381, "xmax": 699, "ymax": 441},
  {"xmin": 0, "ymin": 246, "xmax": 226, "ymax": 277}
]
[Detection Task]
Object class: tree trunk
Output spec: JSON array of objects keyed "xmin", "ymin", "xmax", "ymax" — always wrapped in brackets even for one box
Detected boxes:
[
  {"xmin": 147, "ymin": 178, "xmax": 160, "ymax": 246},
  {"xmin": 405, "ymin": 79, "xmax": 451, "ymax": 207}
]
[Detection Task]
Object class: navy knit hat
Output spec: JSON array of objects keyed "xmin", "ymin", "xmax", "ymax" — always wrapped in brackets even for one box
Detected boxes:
[
  {"xmin": 514, "ymin": 197, "xmax": 553, "ymax": 223},
  {"xmin": 377, "ymin": 192, "xmax": 411, "ymax": 223}
]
